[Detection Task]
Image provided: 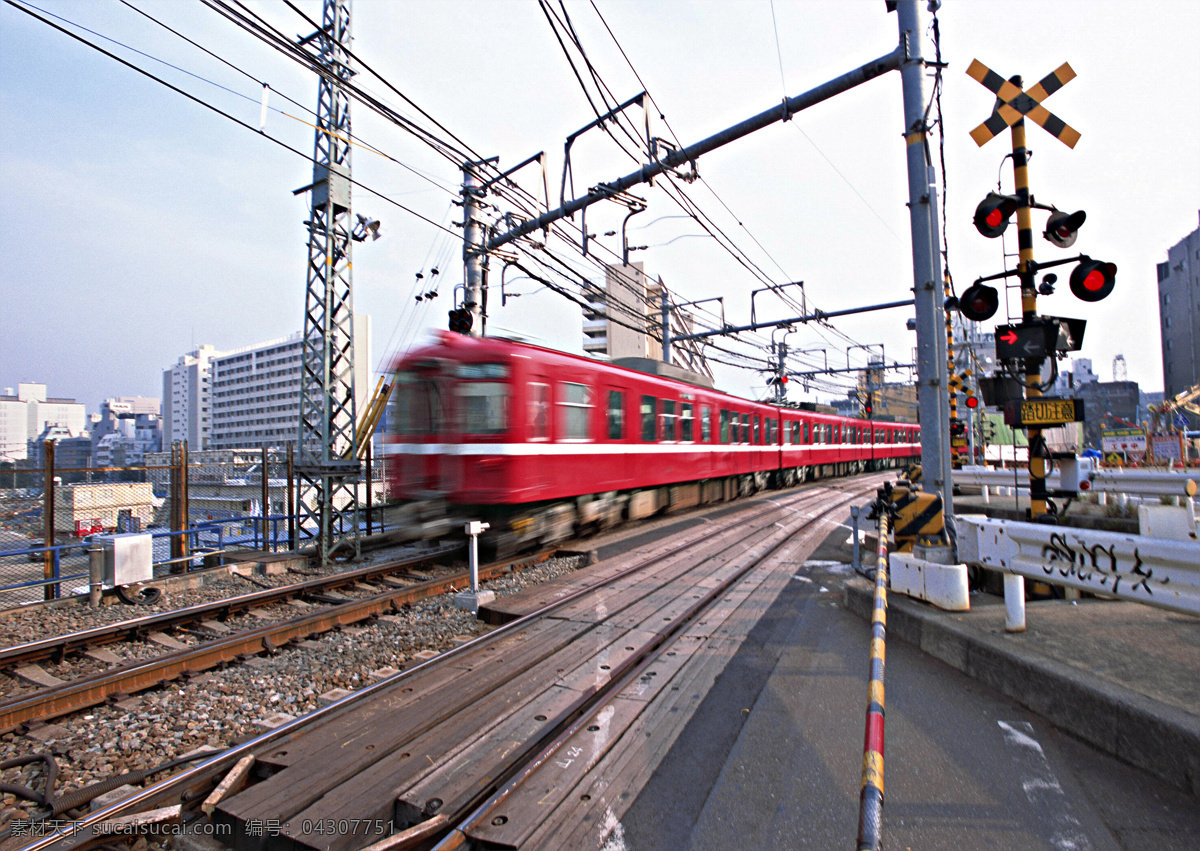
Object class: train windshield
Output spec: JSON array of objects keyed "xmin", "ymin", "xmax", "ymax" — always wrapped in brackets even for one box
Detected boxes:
[
  {"xmin": 456, "ymin": 363, "xmax": 509, "ymax": 435},
  {"xmin": 392, "ymin": 370, "xmax": 444, "ymax": 436}
]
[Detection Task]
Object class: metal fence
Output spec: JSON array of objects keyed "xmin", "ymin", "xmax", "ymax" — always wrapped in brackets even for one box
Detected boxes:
[{"xmin": 0, "ymin": 442, "xmax": 389, "ymax": 606}]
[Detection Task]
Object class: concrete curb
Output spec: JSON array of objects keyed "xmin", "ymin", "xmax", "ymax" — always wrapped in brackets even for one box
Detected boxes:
[{"xmin": 844, "ymin": 579, "xmax": 1200, "ymax": 798}]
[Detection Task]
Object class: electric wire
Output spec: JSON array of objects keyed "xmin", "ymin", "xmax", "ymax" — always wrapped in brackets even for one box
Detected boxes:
[
  {"xmin": 583, "ymin": 0, "xmax": 887, "ymax": 369},
  {"xmin": 5, "ymin": 0, "xmax": 459, "ymax": 239},
  {"xmin": 119, "ymin": 0, "xmax": 459, "ymax": 197}
]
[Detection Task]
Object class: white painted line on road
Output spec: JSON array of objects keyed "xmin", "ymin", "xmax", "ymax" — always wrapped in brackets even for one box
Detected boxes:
[{"xmin": 998, "ymin": 720, "xmax": 1092, "ymax": 851}]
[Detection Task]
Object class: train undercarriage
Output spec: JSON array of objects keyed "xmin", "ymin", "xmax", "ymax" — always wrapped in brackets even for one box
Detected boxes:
[{"xmin": 386, "ymin": 456, "xmax": 908, "ymax": 559}]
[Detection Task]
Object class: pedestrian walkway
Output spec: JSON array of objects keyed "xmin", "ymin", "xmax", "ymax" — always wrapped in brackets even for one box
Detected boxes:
[{"xmin": 844, "ymin": 550, "xmax": 1200, "ymax": 799}]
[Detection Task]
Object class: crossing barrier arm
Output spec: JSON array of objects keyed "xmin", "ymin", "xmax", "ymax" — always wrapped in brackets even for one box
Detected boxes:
[{"xmin": 857, "ymin": 490, "xmax": 891, "ymax": 851}]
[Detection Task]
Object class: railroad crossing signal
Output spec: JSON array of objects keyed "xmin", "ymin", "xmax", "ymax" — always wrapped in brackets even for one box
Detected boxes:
[
  {"xmin": 956, "ymin": 283, "xmax": 1000, "ymax": 322},
  {"xmin": 966, "ymin": 59, "xmax": 1081, "ymax": 149},
  {"xmin": 1044, "ymin": 209, "xmax": 1087, "ymax": 248},
  {"xmin": 448, "ymin": 307, "xmax": 474, "ymax": 334},
  {"xmin": 1069, "ymin": 257, "xmax": 1118, "ymax": 302},
  {"xmin": 973, "ymin": 192, "xmax": 1021, "ymax": 239}
]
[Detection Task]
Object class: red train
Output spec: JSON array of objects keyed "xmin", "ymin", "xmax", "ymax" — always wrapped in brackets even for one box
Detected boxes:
[{"xmin": 385, "ymin": 332, "xmax": 920, "ymax": 554}]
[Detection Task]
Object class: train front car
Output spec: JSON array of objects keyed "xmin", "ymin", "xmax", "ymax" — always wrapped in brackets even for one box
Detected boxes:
[{"xmin": 384, "ymin": 332, "xmax": 516, "ymax": 542}]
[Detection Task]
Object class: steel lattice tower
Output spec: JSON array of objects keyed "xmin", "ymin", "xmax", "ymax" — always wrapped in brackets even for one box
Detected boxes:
[{"xmin": 296, "ymin": 0, "xmax": 359, "ymax": 563}]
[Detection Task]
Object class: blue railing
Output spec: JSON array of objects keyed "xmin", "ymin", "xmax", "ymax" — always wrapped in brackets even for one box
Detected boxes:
[
  {"xmin": 0, "ymin": 514, "xmax": 311, "ymax": 603},
  {"xmin": 1, "ymin": 507, "xmax": 396, "ymax": 605}
]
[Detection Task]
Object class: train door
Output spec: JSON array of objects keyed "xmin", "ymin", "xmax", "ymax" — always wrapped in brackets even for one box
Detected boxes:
[
  {"xmin": 605, "ymin": 384, "xmax": 632, "ymax": 487},
  {"xmin": 526, "ymin": 375, "xmax": 552, "ymax": 496},
  {"xmin": 392, "ymin": 366, "xmax": 446, "ymax": 495}
]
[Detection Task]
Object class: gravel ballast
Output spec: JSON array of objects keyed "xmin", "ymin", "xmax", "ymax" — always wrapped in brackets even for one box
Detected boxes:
[{"xmin": 0, "ymin": 548, "xmax": 584, "ymax": 838}]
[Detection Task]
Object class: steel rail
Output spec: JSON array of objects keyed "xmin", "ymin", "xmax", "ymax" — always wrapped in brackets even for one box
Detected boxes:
[
  {"xmin": 434, "ymin": 485, "xmax": 876, "ymax": 850},
  {"xmin": 0, "ymin": 547, "xmax": 462, "ymax": 668},
  {"xmin": 0, "ymin": 550, "xmax": 554, "ymax": 734},
  {"xmin": 14, "ymin": 478, "xmax": 878, "ymax": 851}
]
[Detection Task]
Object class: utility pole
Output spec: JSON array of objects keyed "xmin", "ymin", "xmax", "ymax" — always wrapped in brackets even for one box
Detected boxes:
[
  {"xmin": 461, "ymin": 160, "xmax": 492, "ymax": 336},
  {"xmin": 896, "ymin": 0, "xmax": 955, "ymax": 537},
  {"xmin": 296, "ymin": 0, "xmax": 360, "ymax": 563}
]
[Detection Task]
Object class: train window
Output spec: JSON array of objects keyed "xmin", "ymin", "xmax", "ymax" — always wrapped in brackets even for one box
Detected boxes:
[
  {"xmin": 662, "ymin": 400, "xmax": 677, "ymax": 442},
  {"xmin": 641, "ymin": 396, "xmax": 657, "ymax": 442},
  {"xmin": 456, "ymin": 363, "xmax": 509, "ymax": 379},
  {"xmin": 607, "ymin": 390, "xmax": 624, "ymax": 440},
  {"xmin": 393, "ymin": 371, "xmax": 443, "ymax": 436},
  {"xmin": 559, "ymin": 383, "xmax": 592, "ymax": 441},
  {"xmin": 740, "ymin": 413, "xmax": 750, "ymax": 444},
  {"xmin": 701, "ymin": 406, "xmax": 711, "ymax": 442},
  {"xmin": 528, "ymin": 383, "xmax": 549, "ymax": 441},
  {"xmin": 753, "ymin": 417, "xmax": 760, "ymax": 444},
  {"xmin": 458, "ymin": 381, "xmax": 508, "ymax": 435},
  {"xmin": 681, "ymin": 403, "xmax": 694, "ymax": 442},
  {"xmin": 766, "ymin": 418, "xmax": 775, "ymax": 444},
  {"xmin": 719, "ymin": 410, "xmax": 730, "ymax": 443}
]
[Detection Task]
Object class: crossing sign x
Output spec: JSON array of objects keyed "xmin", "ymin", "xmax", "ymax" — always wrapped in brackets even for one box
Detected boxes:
[{"xmin": 966, "ymin": 59, "xmax": 1081, "ymax": 149}]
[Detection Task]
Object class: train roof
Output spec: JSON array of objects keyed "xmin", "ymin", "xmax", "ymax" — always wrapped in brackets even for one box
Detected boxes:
[{"xmin": 393, "ymin": 332, "xmax": 916, "ymax": 426}]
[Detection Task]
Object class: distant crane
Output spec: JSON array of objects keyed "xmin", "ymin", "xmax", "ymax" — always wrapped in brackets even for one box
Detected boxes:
[{"xmin": 1150, "ymin": 383, "xmax": 1200, "ymax": 431}]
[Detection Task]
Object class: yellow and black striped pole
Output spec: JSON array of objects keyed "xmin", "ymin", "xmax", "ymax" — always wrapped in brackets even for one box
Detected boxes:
[
  {"xmin": 857, "ymin": 502, "xmax": 890, "ymax": 850},
  {"xmin": 1007, "ymin": 86, "xmax": 1050, "ymax": 518},
  {"xmin": 945, "ymin": 276, "xmax": 960, "ymax": 469}
]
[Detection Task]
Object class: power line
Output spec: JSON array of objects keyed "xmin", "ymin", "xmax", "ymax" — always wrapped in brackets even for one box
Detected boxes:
[{"xmin": 6, "ymin": 0, "xmax": 459, "ymax": 238}]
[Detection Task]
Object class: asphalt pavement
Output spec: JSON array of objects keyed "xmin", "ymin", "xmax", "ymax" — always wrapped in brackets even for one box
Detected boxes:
[{"xmin": 613, "ymin": 504, "xmax": 1200, "ymax": 850}]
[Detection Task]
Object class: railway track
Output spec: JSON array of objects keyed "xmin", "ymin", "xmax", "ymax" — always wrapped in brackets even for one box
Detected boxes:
[
  {"xmin": 11, "ymin": 475, "xmax": 882, "ymax": 851},
  {"xmin": 0, "ymin": 548, "xmax": 557, "ymax": 734}
]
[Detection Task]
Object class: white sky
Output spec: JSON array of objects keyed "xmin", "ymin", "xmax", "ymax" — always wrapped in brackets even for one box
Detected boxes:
[{"xmin": 2, "ymin": 0, "xmax": 1198, "ymax": 416}]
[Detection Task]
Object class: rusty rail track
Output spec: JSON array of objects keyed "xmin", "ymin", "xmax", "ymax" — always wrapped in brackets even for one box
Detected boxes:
[
  {"xmin": 0, "ymin": 549, "xmax": 556, "ymax": 734},
  {"xmin": 0, "ymin": 546, "xmax": 464, "ymax": 669}
]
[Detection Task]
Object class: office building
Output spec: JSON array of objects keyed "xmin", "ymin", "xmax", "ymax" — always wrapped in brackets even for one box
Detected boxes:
[
  {"xmin": 0, "ymin": 383, "xmax": 87, "ymax": 463},
  {"xmin": 1157, "ymin": 211, "xmax": 1200, "ymax": 402}
]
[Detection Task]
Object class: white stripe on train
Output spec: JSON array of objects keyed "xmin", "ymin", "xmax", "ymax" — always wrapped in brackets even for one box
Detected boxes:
[{"xmin": 383, "ymin": 442, "xmax": 920, "ymax": 457}]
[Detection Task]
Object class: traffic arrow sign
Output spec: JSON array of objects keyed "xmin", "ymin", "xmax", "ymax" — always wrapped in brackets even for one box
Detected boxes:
[{"xmin": 995, "ymin": 322, "xmax": 1055, "ymax": 360}]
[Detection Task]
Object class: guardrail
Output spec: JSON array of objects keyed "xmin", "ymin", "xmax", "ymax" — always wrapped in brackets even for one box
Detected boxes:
[
  {"xmin": 953, "ymin": 466, "xmax": 1198, "ymax": 498},
  {"xmin": 957, "ymin": 515, "xmax": 1200, "ymax": 624}
]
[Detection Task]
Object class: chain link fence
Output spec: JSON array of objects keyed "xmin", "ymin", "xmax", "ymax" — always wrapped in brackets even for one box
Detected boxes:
[{"xmin": 1, "ymin": 444, "xmax": 388, "ymax": 607}]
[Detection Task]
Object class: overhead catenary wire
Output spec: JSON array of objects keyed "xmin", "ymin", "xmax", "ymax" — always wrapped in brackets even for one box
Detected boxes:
[
  {"xmin": 5, "ymin": 0, "xmax": 460, "ymax": 240},
  {"xmin": 118, "ymin": 0, "xmax": 460, "ymax": 197}
]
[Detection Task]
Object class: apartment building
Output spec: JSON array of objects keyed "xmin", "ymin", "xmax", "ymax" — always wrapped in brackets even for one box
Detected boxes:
[{"xmin": 208, "ymin": 316, "xmax": 372, "ymax": 450}]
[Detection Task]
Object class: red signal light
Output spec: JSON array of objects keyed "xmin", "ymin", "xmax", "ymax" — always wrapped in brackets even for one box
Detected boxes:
[
  {"xmin": 965, "ymin": 395, "xmax": 980, "ymax": 409},
  {"xmin": 1069, "ymin": 257, "xmax": 1117, "ymax": 303},
  {"xmin": 973, "ymin": 193, "xmax": 1022, "ymax": 239}
]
